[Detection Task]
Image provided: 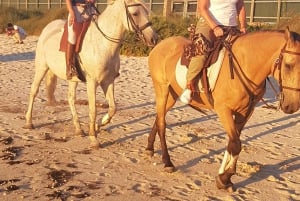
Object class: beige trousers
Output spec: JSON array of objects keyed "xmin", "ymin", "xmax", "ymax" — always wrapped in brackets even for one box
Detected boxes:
[{"xmin": 186, "ymin": 19, "xmax": 214, "ymax": 83}]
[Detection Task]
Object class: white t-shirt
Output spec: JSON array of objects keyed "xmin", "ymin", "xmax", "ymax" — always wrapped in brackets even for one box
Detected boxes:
[
  {"xmin": 209, "ymin": 0, "xmax": 238, "ymax": 26},
  {"xmin": 13, "ymin": 25, "xmax": 27, "ymax": 36}
]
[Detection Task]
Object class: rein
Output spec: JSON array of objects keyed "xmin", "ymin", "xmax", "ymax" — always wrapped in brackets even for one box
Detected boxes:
[
  {"xmin": 222, "ymin": 35, "xmax": 275, "ymax": 111},
  {"xmin": 224, "ymin": 38, "xmax": 300, "ymax": 110},
  {"xmin": 92, "ymin": 2, "xmax": 152, "ymax": 44}
]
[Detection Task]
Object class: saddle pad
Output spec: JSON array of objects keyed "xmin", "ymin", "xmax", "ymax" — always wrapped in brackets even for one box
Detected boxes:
[{"xmin": 175, "ymin": 48, "xmax": 226, "ymax": 92}]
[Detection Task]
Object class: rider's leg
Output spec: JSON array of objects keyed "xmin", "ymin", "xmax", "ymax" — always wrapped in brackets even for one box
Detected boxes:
[
  {"xmin": 66, "ymin": 13, "xmax": 77, "ymax": 80},
  {"xmin": 179, "ymin": 55, "xmax": 206, "ymax": 104},
  {"xmin": 179, "ymin": 19, "xmax": 213, "ymax": 104}
]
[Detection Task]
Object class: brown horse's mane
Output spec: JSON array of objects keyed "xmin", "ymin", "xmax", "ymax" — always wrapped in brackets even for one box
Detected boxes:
[{"xmin": 244, "ymin": 29, "xmax": 300, "ymax": 41}]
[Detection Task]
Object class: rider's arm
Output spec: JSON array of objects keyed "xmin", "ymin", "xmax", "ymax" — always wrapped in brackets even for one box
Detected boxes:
[
  {"xmin": 237, "ymin": 0, "xmax": 247, "ymax": 33},
  {"xmin": 66, "ymin": 0, "xmax": 75, "ymax": 26},
  {"xmin": 198, "ymin": 0, "xmax": 223, "ymax": 37}
]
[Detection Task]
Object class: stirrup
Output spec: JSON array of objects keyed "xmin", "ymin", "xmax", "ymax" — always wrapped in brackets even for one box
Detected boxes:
[{"xmin": 179, "ymin": 88, "xmax": 192, "ymax": 104}]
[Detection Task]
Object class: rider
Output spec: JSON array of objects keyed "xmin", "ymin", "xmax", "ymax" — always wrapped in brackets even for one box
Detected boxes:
[
  {"xmin": 179, "ymin": 0, "xmax": 247, "ymax": 104},
  {"xmin": 65, "ymin": 0, "xmax": 96, "ymax": 80}
]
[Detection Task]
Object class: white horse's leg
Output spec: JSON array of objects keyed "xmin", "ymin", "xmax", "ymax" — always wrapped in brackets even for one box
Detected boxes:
[
  {"xmin": 45, "ymin": 70, "xmax": 57, "ymax": 106},
  {"xmin": 86, "ymin": 80, "xmax": 100, "ymax": 148},
  {"xmin": 67, "ymin": 81, "xmax": 84, "ymax": 136},
  {"xmin": 24, "ymin": 67, "xmax": 49, "ymax": 129},
  {"xmin": 101, "ymin": 82, "xmax": 116, "ymax": 126}
]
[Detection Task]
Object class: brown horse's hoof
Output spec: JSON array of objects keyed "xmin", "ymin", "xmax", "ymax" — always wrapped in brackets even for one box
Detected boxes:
[
  {"xmin": 215, "ymin": 175, "xmax": 235, "ymax": 193},
  {"xmin": 145, "ymin": 149, "xmax": 154, "ymax": 157},
  {"xmin": 164, "ymin": 166, "xmax": 176, "ymax": 173},
  {"xmin": 23, "ymin": 123, "xmax": 34, "ymax": 129}
]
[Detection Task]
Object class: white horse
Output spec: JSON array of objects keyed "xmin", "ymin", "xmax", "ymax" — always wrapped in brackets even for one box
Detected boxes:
[{"xmin": 24, "ymin": 0, "xmax": 158, "ymax": 148}]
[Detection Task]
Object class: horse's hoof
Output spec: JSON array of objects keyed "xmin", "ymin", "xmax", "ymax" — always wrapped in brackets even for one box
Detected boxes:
[
  {"xmin": 23, "ymin": 123, "xmax": 34, "ymax": 129},
  {"xmin": 46, "ymin": 101, "xmax": 57, "ymax": 106},
  {"xmin": 145, "ymin": 149, "xmax": 154, "ymax": 156},
  {"xmin": 89, "ymin": 142, "xmax": 102, "ymax": 149},
  {"xmin": 89, "ymin": 136, "xmax": 101, "ymax": 149},
  {"xmin": 101, "ymin": 114, "xmax": 111, "ymax": 126},
  {"xmin": 75, "ymin": 129, "xmax": 85, "ymax": 137},
  {"xmin": 164, "ymin": 166, "xmax": 176, "ymax": 173},
  {"xmin": 215, "ymin": 175, "xmax": 235, "ymax": 192}
]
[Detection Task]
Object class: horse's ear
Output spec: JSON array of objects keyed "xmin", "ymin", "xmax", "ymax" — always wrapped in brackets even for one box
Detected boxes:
[
  {"xmin": 284, "ymin": 26, "xmax": 290, "ymax": 40},
  {"xmin": 284, "ymin": 26, "xmax": 295, "ymax": 47}
]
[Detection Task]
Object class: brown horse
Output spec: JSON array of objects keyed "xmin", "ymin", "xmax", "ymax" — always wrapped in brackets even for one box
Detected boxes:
[{"xmin": 146, "ymin": 28, "xmax": 300, "ymax": 192}]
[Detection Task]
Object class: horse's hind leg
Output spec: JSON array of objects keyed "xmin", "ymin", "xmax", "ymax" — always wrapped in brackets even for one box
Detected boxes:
[
  {"xmin": 24, "ymin": 66, "xmax": 49, "ymax": 129},
  {"xmin": 45, "ymin": 70, "xmax": 57, "ymax": 106},
  {"xmin": 147, "ymin": 83, "xmax": 177, "ymax": 172},
  {"xmin": 68, "ymin": 81, "xmax": 84, "ymax": 136}
]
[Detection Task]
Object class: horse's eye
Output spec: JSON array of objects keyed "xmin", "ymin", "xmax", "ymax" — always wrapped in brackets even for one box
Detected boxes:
[
  {"xmin": 285, "ymin": 63, "xmax": 292, "ymax": 70},
  {"xmin": 132, "ymin": 12, "xmax": 139, "ymax": 17}
]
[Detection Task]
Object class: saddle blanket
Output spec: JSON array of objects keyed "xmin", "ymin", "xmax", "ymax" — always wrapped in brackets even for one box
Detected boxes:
[{"xmin": 175, "ymin": 48, "xmax": 225, "ymax": 92}]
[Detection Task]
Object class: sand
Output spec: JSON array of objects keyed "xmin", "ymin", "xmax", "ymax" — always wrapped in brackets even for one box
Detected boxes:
[{"xmin": 0, "ymin": 34, "xmax": 299, "ymax": 201}]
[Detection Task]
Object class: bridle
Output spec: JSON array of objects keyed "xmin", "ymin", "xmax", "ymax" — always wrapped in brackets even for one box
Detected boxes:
[
  {"xmin": 125, "ymin": 3, "xmax": 152, "ymax": 43},
  {"xmin": 92, "ymin": 2, "xmax": 152, "ymax": 43},
  {"xmin": 222, "ymin": 34, "xmax": 300, "ymax": 110},
  {"xmin": 272, "ymin": 43, "xmax": 300, "ymax": 108},
  {"xmin": 274, "ymin": 43, "xmax": 300, "ymax": 92}
]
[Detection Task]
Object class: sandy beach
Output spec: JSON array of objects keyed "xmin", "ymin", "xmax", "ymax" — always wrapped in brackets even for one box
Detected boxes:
[{"xmin": 0, "ymin": 34, "xmax": 299, "ymax": 201}]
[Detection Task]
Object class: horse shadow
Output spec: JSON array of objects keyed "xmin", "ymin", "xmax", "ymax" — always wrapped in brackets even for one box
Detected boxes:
[
  {"xmin": 105, "ymin": 102, "xmax": 217, "ymax": 146},
  {"xmin": 234, "ymin": 155, "xmax": 299, "ymax": 192},
  {"xmin": 0, "ymin": 51, "xmax": 35, "ymax": 62},
  {"xmin": 174, "ymin": 113, "xmax": 300, "ymax": 170}
]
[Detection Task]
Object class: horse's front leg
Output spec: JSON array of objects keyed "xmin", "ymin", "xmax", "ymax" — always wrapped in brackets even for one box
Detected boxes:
[
  {"xmin": 68, "ymin": 81, "xmax": 84, "ymax": 136},
  {"xmin": 101, "ymin": 82, "xmax": 116, "ymax": 126},
  {"xmin": 145, "ymin": 117, "xmax": 158, "ymax": 156},
  {"xmin": 215, "ymin": 108, "xmax": 243, "ymax": 192},
  {"xmin": 86, "ymin": 80, "xmax": 100, "ymax": 148},
  {"xmin": 24, "ymin": 67, "xmax": 49, "ymax": 129}
]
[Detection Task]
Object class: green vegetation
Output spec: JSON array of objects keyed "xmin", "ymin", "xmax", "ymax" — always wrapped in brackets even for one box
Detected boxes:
[{"xmin": 1, "ymin": 7, "xmax": 299, "ymax": 56}]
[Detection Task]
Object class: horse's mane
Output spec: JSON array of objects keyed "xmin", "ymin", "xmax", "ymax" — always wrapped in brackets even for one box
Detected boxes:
[{"xmin": 244, "ymin": 29, "xmax": 300, "ymax": 42}]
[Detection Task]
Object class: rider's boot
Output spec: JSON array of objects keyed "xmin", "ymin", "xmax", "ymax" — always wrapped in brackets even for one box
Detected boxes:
[{"xmin": 66, "ymin": 42, "xmax": 76, "ymax": 80}]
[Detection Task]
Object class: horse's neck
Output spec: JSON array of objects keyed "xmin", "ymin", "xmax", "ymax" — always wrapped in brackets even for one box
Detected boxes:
[
  {"xmin": 235, "ymin": 32, "xmax": 285, "ymax": 81},
  {"xmin": 91, "ymin": 2, "xmax": 127, "ymax": 45}
]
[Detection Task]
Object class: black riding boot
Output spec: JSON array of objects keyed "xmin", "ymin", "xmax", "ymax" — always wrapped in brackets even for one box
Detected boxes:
[{"xmin": 65, "ymin": 43, "xmax": 76, "ymax": 80}]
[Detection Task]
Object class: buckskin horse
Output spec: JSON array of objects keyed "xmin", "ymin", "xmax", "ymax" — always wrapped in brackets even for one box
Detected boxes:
[
  {"xmin": 146, "ymin": 27, "xmax": 300, "ymax": 191},
  {"xmin": 23, "ymin": 0, "xmax": 157, "ymax": 148}
]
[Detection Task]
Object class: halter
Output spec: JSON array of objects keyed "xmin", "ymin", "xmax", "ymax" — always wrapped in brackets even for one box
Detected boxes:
[{"xmin": 92, "ymin": 2, "xmax": 152, "ymax": 43}]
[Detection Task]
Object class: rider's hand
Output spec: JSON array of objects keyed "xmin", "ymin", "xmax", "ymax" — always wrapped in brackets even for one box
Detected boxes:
[
  {"xmin": 68, "ymin": 12, "xmax": 75, "ymax": 26},
  {"xmin": 240, "ymin": 27, "xmax": 247, "ymax": 34},
  {"xmin": 213, "ymin": 26, "xmax": 224, "ymax": 37}
]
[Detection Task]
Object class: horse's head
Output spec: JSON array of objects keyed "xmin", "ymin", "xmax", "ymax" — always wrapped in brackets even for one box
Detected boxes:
[
  {"xmin": 278, "ymin": 27, "xmax": 300, "ymax": 114},
  {"xmin": 124, "ymin": 0, "xmax": 158, "ymax": 46}
]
